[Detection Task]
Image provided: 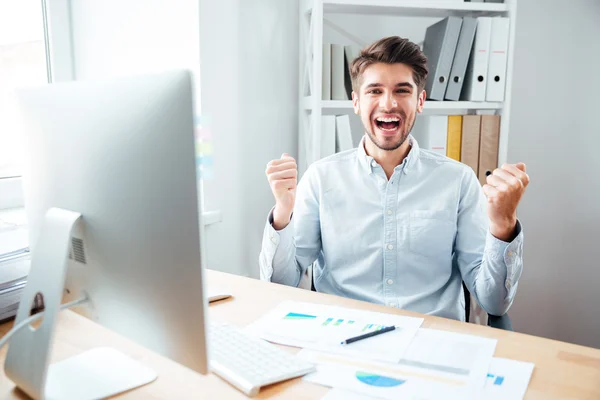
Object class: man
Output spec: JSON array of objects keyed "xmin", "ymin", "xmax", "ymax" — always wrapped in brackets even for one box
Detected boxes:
[{"xmin": 259, "ymin": 36, "xmax": 529, "ymax": 321}]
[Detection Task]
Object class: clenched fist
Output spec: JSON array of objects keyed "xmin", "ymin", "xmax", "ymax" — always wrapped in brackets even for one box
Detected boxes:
[
  {"xmin": 266, "ymin": 153, "xmax": 297, "ymax": 230},
  {"xmin": 484, "ymin": 162, "xmax": 530, "ymax": 241}
]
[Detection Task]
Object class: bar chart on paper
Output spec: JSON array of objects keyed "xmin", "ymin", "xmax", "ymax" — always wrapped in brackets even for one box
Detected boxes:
[
  {"xmin": 287, "ymin": 313, "xmax": 384, "ymax": 332},
  {"xmin": 245, "ymin": 301, "xmax": 424, "ymax": 363}
]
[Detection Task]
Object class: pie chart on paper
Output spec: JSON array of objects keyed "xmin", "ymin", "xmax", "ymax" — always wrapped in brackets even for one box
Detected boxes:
[{"xmin": 355, "ymin": 371, "xmax": 405, "ymax": 387}]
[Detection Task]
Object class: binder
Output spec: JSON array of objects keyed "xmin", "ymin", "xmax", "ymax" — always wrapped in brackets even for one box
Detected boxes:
[
  {"xmin": 460, "ymin": 115, "xmax": 481, "ymax": 175},
  {"xmin": 478, "ymin": 115, "xmax": 500, "ymax": 185},
  {"xmin": 461, "ymin": 17, "xmax": 492, "ymax": 101},
  {"xmin": 331, "ymin": 44, "xmax": 349, "ymax": 100},
  {"xmin": 413, "ymin": 116, "xmax": 448, "ymax": 155},
  {"xmin": 322, "ymin": 43, "xmax": 331, "ymax": 100},
  {"xmin": 445, "ymin": 17, "xmax": 477, "ymax": 101},
  {"xmin": 321, "ymin": 115, "xmax": 336, "ymax": 158},
  {"xmin": 486, "ymin": 17, "xmax": 510, "ymax": 101},
  {"xmin": 422, "ymin": 17, "xmax": 463, "ymax": 101},
  {"xmin": 343, "ymin": 45, "xmax": 361, "ymax": 99},
  {"xmin": 446, "ymin": 115, "xmax": 462, "ymax": 161},
  {"xmin": 335, "ymin": 115, "xmax": 354, "ymax": 152}
]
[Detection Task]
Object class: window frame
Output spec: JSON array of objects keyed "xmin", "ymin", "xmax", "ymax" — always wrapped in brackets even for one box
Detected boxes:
[{"xmin": 0, "ymin": 0, "xmax": 75, "ymax": 210}]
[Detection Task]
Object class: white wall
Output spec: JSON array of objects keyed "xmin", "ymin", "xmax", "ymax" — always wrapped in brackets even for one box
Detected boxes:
[
  {"xmin": 67, "ymin": 0, "xmax": 298, "ymax": 278},
  {"xmin": 506, "ymin": 0, "xmax": 600, "ymax": 349},
  {"xmin": 198, "ymin": 0, "xmax": 298, "ymax": 277}
]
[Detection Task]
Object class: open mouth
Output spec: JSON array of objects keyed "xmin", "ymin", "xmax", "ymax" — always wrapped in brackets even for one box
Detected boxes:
[{"xmin": 374, "ymin": 116, "xmax": 401, "ymax": 132}]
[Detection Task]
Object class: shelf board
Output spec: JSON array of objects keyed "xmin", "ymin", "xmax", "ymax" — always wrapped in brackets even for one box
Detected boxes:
[
  {"xmin": 322, "ymin": 0, "xmax": 509, "ymax": 17},
  {"xmin": 303, "ymin": 98, "xmax": 503, "ymax": 113}
]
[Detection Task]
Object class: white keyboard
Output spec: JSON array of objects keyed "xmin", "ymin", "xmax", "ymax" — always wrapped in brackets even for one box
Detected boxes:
[{"xmin": 209, "ymin": 322, "xmax": 316, "ymax": 397}]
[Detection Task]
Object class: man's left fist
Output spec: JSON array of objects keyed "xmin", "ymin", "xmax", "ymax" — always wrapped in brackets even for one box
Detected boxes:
[{"xmin": 483, "ymin": 162, "xmax": 530, "ymax": 241}]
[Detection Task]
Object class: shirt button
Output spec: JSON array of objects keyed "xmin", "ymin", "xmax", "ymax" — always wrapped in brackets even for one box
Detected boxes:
[
  {"xmin": 371, "ymin": 161, "xmax": 377, "ymax": 167},
  {"xmin": 387, "ymin": 279, "xmax": 394, "ymax": 285},
  {"xmin": 387, "ymin": 244, "xmax": 394, "ymax": 250},
  {"xmin": 507, "ymin": 251, "xmax": 514, "ymax": 257},
  {"xmin": 387, "ymin": 209, "xmax": 393, "ymax": 215}
]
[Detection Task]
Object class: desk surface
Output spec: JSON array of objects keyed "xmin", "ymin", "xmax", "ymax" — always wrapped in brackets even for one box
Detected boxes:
[{"xmin": 1, "ymin": 270, "xmax": 599, "ymax": 399}]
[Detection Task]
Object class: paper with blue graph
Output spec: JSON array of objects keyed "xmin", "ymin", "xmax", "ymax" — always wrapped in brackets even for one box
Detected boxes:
[
  {"xmin": 300, "ymin": 328, "xmax": 499, "ymax": 400},
  {"xmin": 244, "ymin": 301, "xmax": 423, "ymax": 363},
  {"xmin": 316, "ymin": 358, "xmax": 534, "ymax": 400}
]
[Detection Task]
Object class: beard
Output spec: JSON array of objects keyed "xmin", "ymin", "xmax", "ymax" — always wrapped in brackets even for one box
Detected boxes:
[{"xmin": 365, "ymin": 106, "xmax": 417, "ymax": 151}]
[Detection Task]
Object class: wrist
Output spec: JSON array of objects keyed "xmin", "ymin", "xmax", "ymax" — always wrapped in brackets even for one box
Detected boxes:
[
  {"xmin": 490, "ymin": 217, "xmax": 518, "ymax": 242},
  {"xmin": 272, "ymin": 205, "xmax": 293, "ymax": 230}
]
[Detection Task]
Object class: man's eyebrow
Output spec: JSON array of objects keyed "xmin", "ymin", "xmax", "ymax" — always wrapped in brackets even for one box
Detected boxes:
[
  {"xmin": 363, "ymin": 82, "xmax": 414, "ymax": 90},
  {"xmin": 395, "ymin": 82, "xmax": 414, "ymax": 89}
]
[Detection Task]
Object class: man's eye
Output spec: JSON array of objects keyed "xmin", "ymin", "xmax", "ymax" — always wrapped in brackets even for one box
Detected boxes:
[
  {"xmin": 397, "ymin": 89, "xmax": 410, "ymax": 94},
  {"xmin": 368, "ymin": 89, "xmax": 382, "ymax": 94}
]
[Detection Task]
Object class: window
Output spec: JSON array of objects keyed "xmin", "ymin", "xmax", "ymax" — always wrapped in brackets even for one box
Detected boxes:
[{"xmin": 0, "ymin": 0, "xmax": 49, "ymax": 208}]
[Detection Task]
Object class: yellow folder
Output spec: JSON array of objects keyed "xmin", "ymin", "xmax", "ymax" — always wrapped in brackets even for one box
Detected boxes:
[{"xmin": 446, "ymin": 115, "xmax": 463, "ymax": 161}]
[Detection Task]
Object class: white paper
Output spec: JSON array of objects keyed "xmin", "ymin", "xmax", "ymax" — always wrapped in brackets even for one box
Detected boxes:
[
  {"xmin": 300, "ymin": 328, "xmax": 498, "ymax": 400},
  {"xmin": 0, "ymin": 209, "xmax": 29, "ymax": 257},
  {"xmin": 306, "ymin": 354, "xmax": 534, "ymax": 400},
  {"xmin": 245, "ymin": 300, "xmax": 423, "ymax": 363},
  {"xmin": 321, "ymin": 388, "xmax": 377, "ymax": 400},
  {"xmin": 398, "ymin": 328, "xmax": 497, "ymax": 387},
  {"xmin": 479, "ymin": 358, "xmax": 535, "ymax": 400},
  {"xmin": 302, "ymin": 351, "xmax": 456, "ymax": 400}
]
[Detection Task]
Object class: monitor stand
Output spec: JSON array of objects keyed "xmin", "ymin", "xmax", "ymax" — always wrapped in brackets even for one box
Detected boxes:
[{"xmin": 4, "ymin": 208, "xmax": 157, "ymax": 400}]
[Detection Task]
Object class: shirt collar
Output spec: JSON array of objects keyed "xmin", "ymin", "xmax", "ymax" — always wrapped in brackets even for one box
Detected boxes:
[{"xmin": 357, "ymin": 134, "xmax": 420, "ymax": 175}]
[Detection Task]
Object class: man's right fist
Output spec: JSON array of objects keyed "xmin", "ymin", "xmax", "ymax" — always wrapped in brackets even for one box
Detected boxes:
[{"xmin": 266, "ymin": 153, "xmax": 297, "ymax": 229}]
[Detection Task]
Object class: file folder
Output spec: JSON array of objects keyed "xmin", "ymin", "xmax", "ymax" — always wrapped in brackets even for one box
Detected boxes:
[
  {"xmin": 460, "ymin": 115, "xmax": 481, "ymax": 175},
  {"xmin": 446, "ymin": 116, "xmax": 462, "ymax": 161},
  {"xmin": 461, "ymin": 17, "xmax": 492, "ymax": 101},
  {"xmin": 322, "ymin": 43, "xmax": 331, "ymax": 100},
  {"xmin": 321, "ymin": 115, "xmax": 336, "ymax": 158},
  {"xmin": 486, "ymin": 17, "xmax": 510, "ymax": 101},
  {"xmin": 331, "ymin": 44, "xmax": 349, "ymax": 100},
  {"xmin": 422, "ymin": 17, "xmax": 463, "ymax": 101},
  {"xmin": 335, "ymin": 115, "xmax": 354, "ymax": 152},
  {"xmin": 413, "ymin": 116, "xmax": 448, "ymax": 155},
  {"xmin": 445, "ymin": 17, "xmax": 477, "ymax": 101},
  {"xmin": 478, "ymin": 115, "xmax": 500, "ymax": 185},
  {"xmin": 344, "ymin": 45, "xmax": 361, "ymax": 99}
]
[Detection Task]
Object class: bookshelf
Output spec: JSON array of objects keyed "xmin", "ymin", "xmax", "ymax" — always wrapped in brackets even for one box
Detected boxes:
[{"xmin": 298, "ymin": 0, "xmax": 517, "ymax": 176}]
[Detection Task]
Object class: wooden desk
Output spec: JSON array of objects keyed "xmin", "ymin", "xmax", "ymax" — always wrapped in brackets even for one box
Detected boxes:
[{"xmin": 1, "ymin": 270, "xmax": 599, "ymax": 399}]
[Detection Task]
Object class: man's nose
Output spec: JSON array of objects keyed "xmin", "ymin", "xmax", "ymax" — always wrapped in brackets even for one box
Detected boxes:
[{"xmin": 379, "ymin": 93, "xmax": 397, "ymax": 110}]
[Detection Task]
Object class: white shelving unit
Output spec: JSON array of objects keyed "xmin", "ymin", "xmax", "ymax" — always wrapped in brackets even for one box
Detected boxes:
[{"xmin": 298, "ymin": 0, "xmax": 517, "ymax": 175}]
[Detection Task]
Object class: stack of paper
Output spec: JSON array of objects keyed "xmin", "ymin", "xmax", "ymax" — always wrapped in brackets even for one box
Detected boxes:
[
  {"xmin": 245, "ymin": 300, "xmax": 535, "ymax": 400},
  {"xmin": 0, "ymin": 210, "xmax": 40, "ymax": 322}
]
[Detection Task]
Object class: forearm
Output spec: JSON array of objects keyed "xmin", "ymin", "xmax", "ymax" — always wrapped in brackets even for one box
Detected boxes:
[
  {"xmin": 259, "ymin": 211, "xmax": 303, "ymax": 287},
  {"xmin": 470, "ymin": 222, "xmax": 524, "ymax": 316}
]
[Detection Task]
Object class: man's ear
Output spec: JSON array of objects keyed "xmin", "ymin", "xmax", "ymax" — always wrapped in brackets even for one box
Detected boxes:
[
  {"xmin": 416, "ymin": 89, "xmax": 426, "ymax": 113},
  {"xmin": 352, "ymin": 91, "xmax": 360, "ymax": 114}
]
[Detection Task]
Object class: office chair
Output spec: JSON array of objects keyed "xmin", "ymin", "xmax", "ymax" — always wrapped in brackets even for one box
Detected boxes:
[
  {"xmin": 309, "ymin": 267, "xmax": 513, "ymax": 331},
  {"xmin": 463, "ymin": 282, "xmax": 513, "ymax": 331}
]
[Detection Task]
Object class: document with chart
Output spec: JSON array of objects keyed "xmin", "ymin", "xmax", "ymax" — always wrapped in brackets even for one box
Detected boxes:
[
  {"xmin": 299, "ymin": 328, "xmax": 498, "ymax": 400},
  {"xmin": 244, "ymin": 301, "xmax": 423, "ymax": 363}
]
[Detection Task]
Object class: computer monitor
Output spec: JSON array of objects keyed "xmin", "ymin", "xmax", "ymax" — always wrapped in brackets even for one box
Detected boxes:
[{"xmin": 9, "ymin": 70, "xmax": 209, "ymax": 376}]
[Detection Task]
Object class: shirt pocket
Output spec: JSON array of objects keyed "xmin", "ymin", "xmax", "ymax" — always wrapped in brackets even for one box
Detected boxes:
[{"xmin": 409, "ymin": 210, "xmax": 456, "ymax": 259}]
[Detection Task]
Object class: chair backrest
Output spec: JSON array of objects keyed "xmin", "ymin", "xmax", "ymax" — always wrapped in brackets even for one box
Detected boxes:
[{"xmin": 462, "ymin": 282, "xmax": 471, "ymax": 322}]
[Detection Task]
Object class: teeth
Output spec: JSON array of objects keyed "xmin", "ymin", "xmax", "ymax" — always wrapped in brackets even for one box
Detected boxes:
[{"xmin": 376, "ymin": 117, "xmax": 400, "ymax": 122}]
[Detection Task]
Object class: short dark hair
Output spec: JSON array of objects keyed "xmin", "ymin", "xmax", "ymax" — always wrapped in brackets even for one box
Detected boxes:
[{"xmin": 350, "ymin": 36, "xmax": 428, "ymax": 93}]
